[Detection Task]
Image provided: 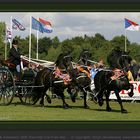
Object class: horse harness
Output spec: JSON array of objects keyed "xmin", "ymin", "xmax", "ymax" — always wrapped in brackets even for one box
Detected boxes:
[
  {"xmin": 111, "ymin": 68, "xmax": 125, "ymax": 80},
  {"xmin": 53, "ymin": 67, "xmax": 71, "ymax": 85}
]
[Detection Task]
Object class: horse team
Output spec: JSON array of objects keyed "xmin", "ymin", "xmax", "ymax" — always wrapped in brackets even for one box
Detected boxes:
[{"xmin": 29, "ymin": 49, "xmax": 135, "ymax": 113}]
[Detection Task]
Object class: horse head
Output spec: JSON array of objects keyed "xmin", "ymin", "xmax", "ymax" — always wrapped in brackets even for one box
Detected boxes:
[
  {"xmin": 107, "ymin": 49, "xmax": 132, "ymax": 72},
  {"xmin": 78, "ymin": 50, "xmax": 92, "ymax": 66},
  {"xmin": 55, "ymin": 53, "xmax": 73, "ymax": 71}
]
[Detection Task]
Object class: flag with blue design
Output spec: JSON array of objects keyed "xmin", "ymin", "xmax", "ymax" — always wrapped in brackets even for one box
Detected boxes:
[
  {"xmin": 12, "ymin": 18, "xmax": 26, "ymax": 31},
  {"xmin": 125, "ymin": 18, "xmax": 139, "ymax": 31},
  {"xmin": 32, "ymin": 17, "xmax": 44, "ymax": 33},
  {"xmin": 39, "ymin": 18, "xmax": 53, "ymax": 33}
]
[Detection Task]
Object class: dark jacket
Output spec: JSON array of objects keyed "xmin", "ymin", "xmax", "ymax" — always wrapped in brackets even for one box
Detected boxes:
[{"xmin": 9, "ymin": 46, "xmax": 21, "ymax": 66}]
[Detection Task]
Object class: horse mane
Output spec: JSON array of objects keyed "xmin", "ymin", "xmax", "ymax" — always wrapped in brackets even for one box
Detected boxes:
[
  {"xmin": 55, "ymin": 53, "xmax": 65, "ymax": 67},
  {"xmin": 55, "ymin": 53, "xmax": 72, "ymax": 70},
  {"xmin": 79, "ymin": 50, "xmax": 91, "ymax": 59}
]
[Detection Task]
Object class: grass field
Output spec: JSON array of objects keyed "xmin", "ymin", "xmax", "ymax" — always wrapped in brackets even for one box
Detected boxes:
[{"xmin": 0, "ymin": 97, "xmax": 140, "ymax": 121}]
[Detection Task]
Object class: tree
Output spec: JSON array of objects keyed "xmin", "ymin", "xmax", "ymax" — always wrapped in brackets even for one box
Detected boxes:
[
  {"xmin": 61, "ymin": 39, "xmax": 74, "ymax": 54},
  {"xmin": 38, "ymin": 37, "xmax": 52, "ymax": 55},
  {"xmin": 111, "ymin": 35, "xmax": 130, "ymax": 51},
  {"xmin": 0, "ymin": 22, "xmax": 6, "ymax": 42},
  {"xmin": 52, "ymin": 36, "xmax": 60, "ymax": 48},
  {"xmin": 0, "ymin": 22, "xmax": 6, "ymax": 58},
  {"xmin": 92, "ymin": 33, "xmax": 106, "ymax": 49}
]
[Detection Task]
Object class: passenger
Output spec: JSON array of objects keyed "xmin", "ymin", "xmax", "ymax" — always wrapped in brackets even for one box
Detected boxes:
[
  {"xmin": 127, "ymin": 69, "xmax": 134, "ymax": 81},
  {"xmin": 98, "ymin": 59, "xmax": 104, "ymax": 68}
]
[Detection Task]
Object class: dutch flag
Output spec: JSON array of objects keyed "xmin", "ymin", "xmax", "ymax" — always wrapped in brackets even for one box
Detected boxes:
[{"xmin": 39, "ymin": 18, "xmax": 53, "ymax": 33}]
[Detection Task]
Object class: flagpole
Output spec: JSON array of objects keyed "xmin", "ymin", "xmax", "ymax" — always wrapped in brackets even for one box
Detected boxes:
[
  {"xmin": 10, "ymin": 16, "xmax": 12, "ymax": 48},
  {"xmin": 125, "ymin": 29, "xmax": 127, "ymax": 52},
  {"xmin": 5, "ymin": 42, "xmax": 7, "ymax": 60},
  {"xmin": 36, "ymin": 16, "xmax": 39, "ymax": 60},
  {"xmin": 36, "ymin": 30, "xmax": 39, "ymax": 60},
  {"xmin": 5, "ymin": 24, "xmax": 7, "ymax": 60},
  {"xmin": 29, "ymin": 16, "xmax": 32, "ymax": 62}
]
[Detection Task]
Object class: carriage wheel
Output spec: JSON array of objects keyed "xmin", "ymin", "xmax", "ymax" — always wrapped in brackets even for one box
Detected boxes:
[
  {"xmin": 0, "ymin": 67, "xmax": 15, "ymax": 105},
  {"xmin": 18, "ymin": 80, "xmax": 39, "ymax": 105},
  {"xmin": 19, "ymin": 86, "xmax": 36, "ymax": 105}
]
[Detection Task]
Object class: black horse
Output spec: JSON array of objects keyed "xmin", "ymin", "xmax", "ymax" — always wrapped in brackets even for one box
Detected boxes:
[
  {"xmin": 93, "ymin": 49, "xmax": 134, "ymax": 113},
  {"xmin": 31, "ymin": 53, "xmax": 74, "ymax": 108},
  {"xmin": 67, "ymin": 66, "xmax": 92, "ymax": 108},
  {"xmin": 65, "ymin": 50, "xmax": 93, "ymax": 108}
]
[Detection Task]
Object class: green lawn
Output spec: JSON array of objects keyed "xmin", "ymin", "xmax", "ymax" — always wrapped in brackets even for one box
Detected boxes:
[{"xmin": 0, "ymin": 97, "xmax": 140, "ymax": 121}]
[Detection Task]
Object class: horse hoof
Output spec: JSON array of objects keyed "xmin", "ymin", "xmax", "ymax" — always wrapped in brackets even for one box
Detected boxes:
[
  {"xmin": 128, "ymin": 92, "xmax": 134, "ymax": 97},
  {"xmin": 71, "ymin": 97, "xmax": 76, "ymax": 103},
  {"xmin": 99, "ymin": 101, "xmax": 103, "ymax": 106},
  {"xmin": 93, "ymin": 97, "xmax": 98, "ymax": 104},
  {"xmin": 106, "ymin": 107, "xmax": 112, "ymax": 112},
  {"xmin": 84, "ymin": 105, "xmax": 90, "ymax": 109},
  {"xmin": 46, "ymin": 96, "xmax": 52, "ymax": 104},
  {"xmin": 121, "ymin": 109, "xmax": 127, "ymax": 113},
  {"xmin": 63, "ymin": 104, "xmax": 69, "ymax": 109},
  {"xmin": 40, "ymin": 104, "xmax": 44, "ymax": 107},
  {"xmin": 63, "ymin": 106, "xmax": 69, "ymax": 109}
]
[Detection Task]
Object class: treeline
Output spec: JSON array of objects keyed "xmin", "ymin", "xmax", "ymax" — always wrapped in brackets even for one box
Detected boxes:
[{"xmin": 0, "ymin": 22, "xmax": 140, "ymax": 65}]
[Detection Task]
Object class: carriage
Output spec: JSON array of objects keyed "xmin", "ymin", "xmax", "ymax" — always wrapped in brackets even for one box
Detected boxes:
[
  {"xmin": 0, "ymin": 56, "xmax": 54, "ymax": 105},
  {"xmin": 0, "ymin": 50, "xmax": 135, "ymax": 113}
]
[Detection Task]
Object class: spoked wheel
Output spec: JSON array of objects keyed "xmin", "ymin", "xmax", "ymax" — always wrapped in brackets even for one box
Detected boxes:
[
  {"xmin": 18, "ymin": 81, "xmax": 36, "ymax": 105},
  {"xmin": 0, "ymin": 67, "xmax": 15, "ymax": 105},
  {"xmin": 19, "ymin": 87, "xmax": 35, "ymax": 105}
]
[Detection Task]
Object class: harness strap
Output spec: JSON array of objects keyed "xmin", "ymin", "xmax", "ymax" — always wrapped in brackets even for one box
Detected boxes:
[
  {"xmin": 53, "ymin": 67, "xmax": 71, "ymax": 85},
  {"xmin": 111, "ymin": 68, "xmax": 125, "ymax": 80}
]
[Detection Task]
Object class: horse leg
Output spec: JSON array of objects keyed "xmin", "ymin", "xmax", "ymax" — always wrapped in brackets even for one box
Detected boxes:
[
  {"xmin": 59, "ymin": 91, "xmax": 69, "ymax": 109},
  {"xmin": 83, "ymin": 91, "xmax": 89, "ymax": 109},
  {"xmin": 45, "ymin": 94, "xmax": 52, "ymax": 104},
  {"xmin": 97, "ymin": 90, "xmax": 104, "ymax": 107},
  {"xmin": 61, "ymin": 95, "xmax": 69, "ymax": 109},
  {"xmin": 39, "ymin": 92, "xmax": 45, "ymax": 106},
  {"xmin": 67, "ymin": 87, "xmax": 77, "ymax": 103},
  {"xmin": 128, "ymin": 84, "xmax": 134, "ymax": 97},
  {"xmin": 115, "ymin": 90, "xmax": 127, "ymax": 113},
  {"xmin": 105, "ymin": 91, "xmax": 112, "ymax": 112}
]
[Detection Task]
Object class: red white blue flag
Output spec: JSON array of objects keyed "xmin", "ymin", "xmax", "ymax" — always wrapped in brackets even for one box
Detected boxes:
[
  {"xmin": 125, "ymin": 18, "xmax": 139, "ymax": 31},
  {"xmin": 12, "ymin": 18, "xmax": 26, "ymax": 31},
  {"xmin": 39, "ymin": 18, "xmax": 53, "ymax": 33}
]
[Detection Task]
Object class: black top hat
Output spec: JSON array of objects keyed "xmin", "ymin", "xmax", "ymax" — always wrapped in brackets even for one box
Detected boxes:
[{"xmin": 12, "ymin": 39, "xmax": 18, "ymax": 45}]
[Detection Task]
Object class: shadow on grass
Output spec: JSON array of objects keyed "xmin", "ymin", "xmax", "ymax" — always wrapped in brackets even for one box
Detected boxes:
[
  {"xmin": 8, "ymin": 102, "xmax": 131, "ymax": 113},
  {"xmin": 91, "ymin": 108, "xmax": 131, "ymax": 114}
]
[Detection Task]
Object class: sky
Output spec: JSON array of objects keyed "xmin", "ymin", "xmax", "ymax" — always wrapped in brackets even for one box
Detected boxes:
[{"xmin": 1, "ymin": 12, "xmax": 140, "ymax": 44}]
